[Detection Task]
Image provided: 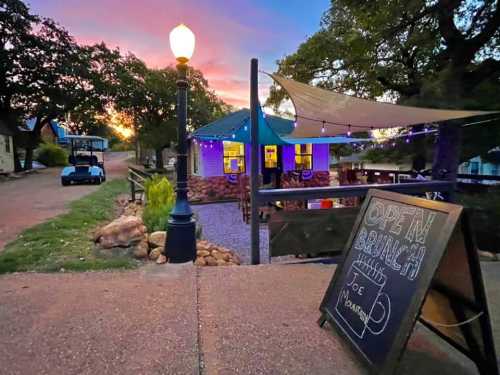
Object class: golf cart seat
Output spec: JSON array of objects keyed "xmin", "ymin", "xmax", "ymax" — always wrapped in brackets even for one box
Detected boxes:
[{"xmin": 68, "ymin": 154, "xmax": 98, "ymax": 166}]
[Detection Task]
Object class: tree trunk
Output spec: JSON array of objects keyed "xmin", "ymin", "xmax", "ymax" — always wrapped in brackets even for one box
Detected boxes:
[
  {"xmin": 13, "ymin": 141, "xmax": 23, "ymax": 172},
  {"xmin": 24, "ymin": 147, "xmax": 34, "ymax": 171},
  {"xmin": 135, "ymin": 136, "xmax": 139, "ymax": 164},
  {"xmin": 155, "ymin": 148, "xmax": 164, "ymax": 169},
  {"xmin": 432, "ymin": 120, "xmax": 462, "ymax": 201}
]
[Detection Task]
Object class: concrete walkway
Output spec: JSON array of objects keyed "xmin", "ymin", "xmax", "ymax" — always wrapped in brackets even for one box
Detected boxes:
[{"xmin": 1, "ymin": 262, "xmax": 498, "ymax": 374}]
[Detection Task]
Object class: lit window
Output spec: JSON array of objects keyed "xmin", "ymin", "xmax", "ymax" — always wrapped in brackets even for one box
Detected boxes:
[
  {"xmin": 295, "ymin": 144, "xmax": 312, "ymax": 171},
  {"xmin": 223, "ymin": 141, "xmax": 245, "ymax": 174},
  {"xmin": 264, "ymin": 145, "xmax": 278, "ymax": 168},
  {"xmin": 4, "ymin": 136, "xmax": 10, "ymax": 153}
]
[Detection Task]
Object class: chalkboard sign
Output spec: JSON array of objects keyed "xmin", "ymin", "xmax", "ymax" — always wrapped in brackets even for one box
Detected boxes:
[{"xmin": 319, "ymin": 189, "xmax": 498, "ymax": 375}]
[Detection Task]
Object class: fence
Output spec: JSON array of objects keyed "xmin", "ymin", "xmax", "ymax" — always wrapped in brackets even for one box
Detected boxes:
[{"xmin": 128, "ymin": 166, "xmax": 151, "ymax": 202}]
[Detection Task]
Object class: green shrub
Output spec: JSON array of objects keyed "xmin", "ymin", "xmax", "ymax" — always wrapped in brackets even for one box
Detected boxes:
[
  {"xmin": 36, "ymin": 143, "xmax": 68, "ymax": 166},
  {"xmin": 142, "ymin": 175, "xmax": 175, "ymax": 232}
]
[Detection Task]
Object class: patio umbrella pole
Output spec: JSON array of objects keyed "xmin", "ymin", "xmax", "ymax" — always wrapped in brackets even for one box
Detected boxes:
[{"xmin": 250, "ymin": 58, "xmax": 260, "ymax": 265}]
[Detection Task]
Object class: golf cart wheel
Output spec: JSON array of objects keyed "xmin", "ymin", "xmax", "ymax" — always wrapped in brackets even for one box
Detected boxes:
[
  {"xmin": 95, "ymin": 177, "xmax": 102, "ymax": 185},
  {"xmin": 61, "ymin": 178, "xmax": 69, "ymax": 186}
]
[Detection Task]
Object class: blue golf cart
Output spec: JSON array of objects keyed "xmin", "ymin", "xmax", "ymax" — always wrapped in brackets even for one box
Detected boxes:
[{"xmin": 61, "ymin": 135, "xmax": 107, "ymax": 186}]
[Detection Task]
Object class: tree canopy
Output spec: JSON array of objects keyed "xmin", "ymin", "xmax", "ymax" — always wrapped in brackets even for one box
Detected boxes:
[
  {"xmin": 268, "ymin": 0, "xmax": 500, "ymax": 162},
  {"xmin": 1, "ymin": 0, "xmax": 228, "ymax": 170},
  {"xmin": 114, "ymin": 57, "xmax": 230, "ymax": 168}
]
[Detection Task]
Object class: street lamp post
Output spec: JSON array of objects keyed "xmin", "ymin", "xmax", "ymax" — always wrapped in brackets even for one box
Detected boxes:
[{"xmin": 166, "ymin": 24, "xmax": 196, "ymax": 263}]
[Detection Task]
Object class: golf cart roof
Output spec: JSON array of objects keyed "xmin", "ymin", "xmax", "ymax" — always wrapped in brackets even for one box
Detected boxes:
[
  {"xmin": 65, "ymin": 135, "xmax": 107, "ymax": 142},
  {"xmin": 65, "ymin": 135, "xmax": 108, "ymax": 151}
]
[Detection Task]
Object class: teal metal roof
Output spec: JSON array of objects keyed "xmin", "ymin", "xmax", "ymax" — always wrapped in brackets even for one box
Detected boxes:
[{"xmin": 192, "ymin": 108, "xmax": 371, "ymax": 145}]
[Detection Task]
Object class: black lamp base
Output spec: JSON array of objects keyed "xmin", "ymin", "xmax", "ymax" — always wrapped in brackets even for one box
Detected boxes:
[{"xmin": 166, "ymin": 219, "xmax": 196, "ymax": 263}]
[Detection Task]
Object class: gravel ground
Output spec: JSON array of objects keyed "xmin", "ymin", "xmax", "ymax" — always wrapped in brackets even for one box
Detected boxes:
[{"xmin": 192, "ymin": 202, "xmax": 269, "ymax": 264}]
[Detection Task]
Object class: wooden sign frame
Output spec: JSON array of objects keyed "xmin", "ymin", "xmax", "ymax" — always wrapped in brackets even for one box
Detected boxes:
[{"xmin": 318, "ymin": 189, "xmax": 498, "ymax": 375}]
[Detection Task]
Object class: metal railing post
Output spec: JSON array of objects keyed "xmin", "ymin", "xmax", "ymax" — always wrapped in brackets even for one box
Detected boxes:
[{"xmin": 250, "ymin": 58, "xmax": 260, "ymax": 265}]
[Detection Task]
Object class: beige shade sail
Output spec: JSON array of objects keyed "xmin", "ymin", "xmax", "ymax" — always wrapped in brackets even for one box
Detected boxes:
[{"xmin": 270, "ymin": 74, "xmax": 497, "ymax": 138}]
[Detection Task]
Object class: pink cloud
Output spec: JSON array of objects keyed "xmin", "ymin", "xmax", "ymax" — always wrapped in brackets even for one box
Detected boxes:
[{"xmin": 29, "ymin": 0, "xmax": 326, "ymax": 107}]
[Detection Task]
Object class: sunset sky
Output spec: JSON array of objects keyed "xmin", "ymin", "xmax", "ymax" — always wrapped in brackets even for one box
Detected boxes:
[{"xmin": 28, "ymin": 0, "xmax": 330, "ymax": 108}]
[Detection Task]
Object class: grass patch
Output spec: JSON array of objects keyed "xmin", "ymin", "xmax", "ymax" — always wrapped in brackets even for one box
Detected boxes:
[{"xmin": 0, "ymin": 179, "xmax": 138, "ymax": 274}]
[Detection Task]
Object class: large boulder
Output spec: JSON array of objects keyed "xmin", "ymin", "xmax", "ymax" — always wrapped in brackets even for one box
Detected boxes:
[
  {"xmin": 149, "ymin": 231, "xmax": 167, "ymax": 248},
  {"xmin": 94, "ymin": 216, "xmax": 146, "ymax": 249},
  {"xmin": 156, "ymin": 254, "xmax": 167, "ymax": 264},
  {"xmin": 149, "ymin": 248, "xmax": 162, "ymax": 261},
  {"xmin": 133, "ymin": 238, "xmax": 149, "ymax": 259}
]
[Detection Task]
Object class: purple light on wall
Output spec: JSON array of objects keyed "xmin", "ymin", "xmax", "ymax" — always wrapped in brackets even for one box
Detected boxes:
[
  {"xmin": 200, "ymin": 140, "xmax": 223, "ymax": 177},
  {"xmin": 313, "ymin": 144, "xmax": 329, "ymax": 171},
  {"xmin": 282, "ymin": 145, "xmax": 295, "ymax": 172},
  {"xmin": 199, "ymin": 142, "xmax": 330, "ymax": 178}
]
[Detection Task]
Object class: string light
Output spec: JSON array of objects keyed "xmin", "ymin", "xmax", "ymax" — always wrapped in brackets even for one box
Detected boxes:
[
  {"xmin": 232, "ymin": 133, "xmax": 236, "ymax": 139},
  {"xmin": 347, "ymin": 125, "xmax": 352, "ymax": 137},
  {"xmin": 321, "ymin": 121, "xmax": 326, "ymax": 134},
  {"xmin": 405, "ymin": 138, "xmax": 410, "ymax": 144},
  {"xmin": 244, "ymin": 125, "xmax": 248, "ymax": 131}
]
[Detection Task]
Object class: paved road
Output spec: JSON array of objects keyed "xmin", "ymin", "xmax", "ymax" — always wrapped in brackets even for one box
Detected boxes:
[
  {"xmin": 1, "ymin": 262, "xmax": 498, "ymax": 374},
  {"xmin": 0, "ymin": 152, "xmax": 130, "ymax": 250}
]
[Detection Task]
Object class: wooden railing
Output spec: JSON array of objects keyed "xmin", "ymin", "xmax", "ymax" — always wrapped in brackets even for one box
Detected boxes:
[
  {"xmin": 128, "ymin": 166, "xmax": 151, "ymax": 201},
  {"xmin": 257, "ymin": 180, "xmax": 454, "ymax": 203}
]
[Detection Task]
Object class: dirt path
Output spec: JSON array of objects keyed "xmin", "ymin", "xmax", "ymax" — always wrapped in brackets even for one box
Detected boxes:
[{"xmin": 0, "ymin": 152, "xmax": 131, "ymax": 250}]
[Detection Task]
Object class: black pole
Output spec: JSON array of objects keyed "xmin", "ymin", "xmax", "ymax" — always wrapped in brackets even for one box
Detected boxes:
[
  {"xmin": 250, "ymin": 58, "xmax": 260, "ymax": 265},
  {"xmin": 165, "ymin": 63, "xmax": 196, "ymax": 263},
  {"xmin": 432, "ymin": 120, "xmax": 462, "ymax": 202}
]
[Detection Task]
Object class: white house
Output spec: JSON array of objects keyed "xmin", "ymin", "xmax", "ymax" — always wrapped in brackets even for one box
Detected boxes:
[{"xmin": 0, "ymin": 120, "xmax": 14, "ymax": 174}]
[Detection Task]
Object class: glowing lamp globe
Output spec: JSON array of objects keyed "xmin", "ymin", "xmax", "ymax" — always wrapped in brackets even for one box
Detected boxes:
[{"xmin": 169, "ymin": 24, "xmax": 195, "ymax": 64}]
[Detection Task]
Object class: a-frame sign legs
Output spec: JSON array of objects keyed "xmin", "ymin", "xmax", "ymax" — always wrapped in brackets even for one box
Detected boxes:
[
  {"xmin": 419, "ymin": 212, "xmax": 498, "ymax": 375},
  {"xmin": 318, "ymin": 190, "xmax": 498, "ymax": 375}
]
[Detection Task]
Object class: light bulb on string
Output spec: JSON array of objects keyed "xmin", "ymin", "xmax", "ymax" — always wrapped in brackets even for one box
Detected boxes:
[
  {"xmin": 347, "ymin": 125, "xmax": 351, "ymax": 137},
  {"xmin": 405, "ymin": 138, "xmax": 410, "ymax": 144},
  {"xmin": 232, "ymin": 133, "xmax": 236, "ymax": 139},
  {"xmin": 244, "ymin": 125, "xmax": 248, "ymax": 131},
  {"xmin": 321, "ymin": 121, "xmax": 326, "ymax": 134}
]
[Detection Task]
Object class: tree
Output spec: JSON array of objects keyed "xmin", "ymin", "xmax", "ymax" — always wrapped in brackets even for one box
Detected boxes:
[
  {"xmin": 268, "ymin": 0, "xmax": 500, "ymax": 165},
  {"xmin": 115, "ymin": 61, "xmax": 229, "ymax": 169},
  {"xmin": 1, "ymin": 0, "xmax": 119, "ymax": 170}
]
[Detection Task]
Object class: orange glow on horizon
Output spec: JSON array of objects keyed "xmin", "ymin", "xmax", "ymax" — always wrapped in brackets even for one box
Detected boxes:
[{"xmin": 100, "ymin": 108, "xmax": 135, "ymax": 140}]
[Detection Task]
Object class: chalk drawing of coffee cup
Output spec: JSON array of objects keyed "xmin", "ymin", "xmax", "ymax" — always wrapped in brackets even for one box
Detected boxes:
[{"xmin": 335, "ymin": 256, "xmax": 391, "ymax": 339}]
